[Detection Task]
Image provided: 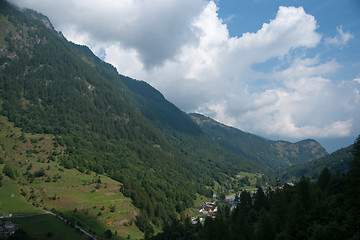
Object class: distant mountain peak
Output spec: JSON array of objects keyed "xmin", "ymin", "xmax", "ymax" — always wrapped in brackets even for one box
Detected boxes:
[{"xmin": 190, "ymin": 113, "xmax": 328, "ymax": 170}]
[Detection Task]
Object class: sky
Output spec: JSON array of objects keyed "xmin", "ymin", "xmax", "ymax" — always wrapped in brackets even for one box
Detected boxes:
[{"xmin": 9, "ymin": 0, "xmax": 360, "ymax": 152}]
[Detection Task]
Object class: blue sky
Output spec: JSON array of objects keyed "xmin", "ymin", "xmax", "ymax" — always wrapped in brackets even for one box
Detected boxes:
[
  {"xmin": 218, "ymin": 0, "xmax": 360, "ymax": 84},
  {"xmin": 9, "ymin": 0, "xmax": 360, "ymax": 152},
  {"xmin": 215, "ymin": 0, "xmax": 360, "ymax": 151}
]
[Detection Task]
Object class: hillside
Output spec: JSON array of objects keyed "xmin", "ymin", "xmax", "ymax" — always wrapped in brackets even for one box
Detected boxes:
[
  {"xmin": 0, "ymin": 0, "xmax": 211, "ymax": 233},
  {"xmin": 189, "ymin": 113, "xmax": 328, "ymax": 170},
  {"xmin": 279, "ymin": 144, "xmax": 354, "ymax": 181},
  {"xmin": 0, "ymin": 1, "xmax": 339, "ymax": 238},
  {"xmin": 0, "ymin": 1, "xmax": 271, "ymax": 237},
  {"xmin": 0, "ymin": 115, "xmax": 142, "ymax": 239},
  {"xmin": 148, "ymin": 138, "xmax": 360, "ymax": 240},
  {"xmin": 119, "ymin": 77, "xmax": 272, "ymax": 178},
  {"xmin": 65, "ymin": 46, "xmax": 270, "ymax": 181}
]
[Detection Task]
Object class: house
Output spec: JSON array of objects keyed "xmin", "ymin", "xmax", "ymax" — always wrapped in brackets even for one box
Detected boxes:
[
  {"xmin": 191, "ymin": 217, "xmax": 205, "ymax": 224},
  {"xmin": 196, "ymin": 202, "xmax": 218, "ymax": 215},
  {"xmin": 0, "ymin": 214, "xmax": 12, "ymax": 219},
  {"xmin": 0, "ymin": 220, "xmax": 18, "ymax": 239}
]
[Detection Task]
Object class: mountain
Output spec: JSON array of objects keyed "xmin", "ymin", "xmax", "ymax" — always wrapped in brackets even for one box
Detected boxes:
[
  {"xmin": 0, "ymin": 1, "xmax": 336, "ymax": 238},
  {"xmin": 118, "ymin": 77, "xmax": 271, "ymax": 176},
  {"xmin": 0, "ymin": 1, "xmax": 269, "ymax": 237},
  {"xmin": 149, "ymin": 137, "xmax": 360, "ymax": 240},
  {"xmin": 189, "ymin": 113, "xmax": 328, "ymax": 170},
  {"xmin": 149, "ymin": 140, "xmax": 360, "ymax": 240},
  {"xmin": 279, "ymin": 144, "xmax": 354, "ymax": 181},
  {"xmin": 121, "ymin": 77, "xmax": 202, "ymax": 135}
]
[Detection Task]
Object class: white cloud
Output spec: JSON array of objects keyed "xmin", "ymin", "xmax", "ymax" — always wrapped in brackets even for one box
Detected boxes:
[
  {"xmin": 234, "ymin": 6, "xmax": 321, "ymax": 62},
  {"xmin": 155, "ymin": 3, "xmax": 357, "ymax": 140},
  {"xmin": 8, "ymin": 0, "xmax": 360, "ymax": 140},
  {"xmin": 325, "ymin": 25, "xmax": 354, "ymax": 46},
  {"xmin": 273, "ymin": 57, "xmax": 341, "ymax": 81},
  {"xmin": 9, "ymin": 0, "xmax": 207, "ymax": 68}
]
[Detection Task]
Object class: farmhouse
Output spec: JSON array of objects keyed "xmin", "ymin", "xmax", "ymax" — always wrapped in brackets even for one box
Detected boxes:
[
  {"xmin": 0, "ymin": 220, "xmax": 18, "ymax": 239},
  {"xmin": 191, "ymin": 217, "xmax": 205, "ymax": 225},
  {"xmin": 196, "ymin": 202, "xmax": 218, "ymax": 215}
]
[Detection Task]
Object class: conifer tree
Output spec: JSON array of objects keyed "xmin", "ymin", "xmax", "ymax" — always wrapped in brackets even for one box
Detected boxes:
[
  {"xmin": 254, "ymin": 187, "xmax": 268, "ymax": 211},
  {"xmin": 317, "ymin": 167, "xmax": 331, "ymax": 191},
  {"xmin": 239, "ymin": 190, "xmax": 252, "ymax": 209},
  {"xmin": 347, "ymin": 135, "xmax": 360, "ymax": 209}
]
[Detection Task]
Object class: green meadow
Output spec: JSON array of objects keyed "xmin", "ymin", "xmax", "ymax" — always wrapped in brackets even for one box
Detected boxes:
[
  {"xmin": 0, "ymin": 116, "xmax": 143, "ymax": 239},
  {"xmin": 0, "ymin": 181, "xmax": 40, "ymax": 215},
  {"xmin": 11, "ymin": 214, "xmax": 88, "ymax": 240}
]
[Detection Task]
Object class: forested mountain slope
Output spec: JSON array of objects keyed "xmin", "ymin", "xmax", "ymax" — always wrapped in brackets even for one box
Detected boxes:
[
  {"xmin": 149, "ymin": 136, "xmax": 360, "ymax": 240},
  {"xmin": 0, "ymin": 1, "xmax": 185, "ymax": 234},
  {"xmin": 119, "ymin": 77, "xmax": 272, "ymax": 181},
  {"xmin": 279, "ymin": 144, "xmax": 354, "ymax": 181},
  {"xmin": 190, "ymin": 113, "xmax": 328, "ymax": 170},
  {"xmin": 150, "ymin": 156, "xmax": 360, "ymax": 240},
  {"xmin": 0, "ymin": 1, "xmax": 340, "ymax": 238},
  {"xmin": 0, "ymin": 0, "xmax": 268, "ymax": 236},
  {"xmin": 121, "ymin": 77, "xmax": 202, "ymax": 134}
]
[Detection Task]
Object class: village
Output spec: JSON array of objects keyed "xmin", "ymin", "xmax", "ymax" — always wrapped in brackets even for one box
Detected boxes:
[
  {"xmin": 190, "ymin": 171, "xmax": 296, "ymax": 225},
  {"xmin": 191, "ymin": 202, "xmax": 218, "ymax": 224}
]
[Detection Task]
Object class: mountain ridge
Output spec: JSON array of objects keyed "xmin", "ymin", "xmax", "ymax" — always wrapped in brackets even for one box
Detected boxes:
[
  {"xmin": 0, "ymin": 1, "xmax": 337, "ymax": 238},
  {"xmin": 0, "ymin": 2, "xmax": 270, "ymax": 237},
  {"xmin": 189, "ymin": 113, "xmax": 328, "ymax": 170},
  {"xmin": 279, "ymin": 144, "xmax": 354, "ymax": 181}
]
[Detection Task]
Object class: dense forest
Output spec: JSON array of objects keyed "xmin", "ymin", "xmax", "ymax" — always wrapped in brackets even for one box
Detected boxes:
[
  {"xmin": 189, "ymin": 113, "xmax": 328, "ymax": 171},
  {"xmin": 280, "ymin": 145, "xmax": 354, "ymax": 181},
  {"xmin": 150, "ymin": 136, "xmax": 360, "ymax": 240}
]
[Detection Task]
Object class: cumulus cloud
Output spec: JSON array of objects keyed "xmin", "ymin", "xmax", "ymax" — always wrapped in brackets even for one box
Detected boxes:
[
  {"xmin": 8, "ymin": 0, "xmax": 360, "ymax": 140},
  {"xmin": 9, "ymin": 0, "xmax": 207, "ymax": 68},
  {"xmin": 146, "ymin": 3, "xmax": 357, "ymax": 139},
  {"xmin": 242, "ymin": 75, "xmax": 357, "ymax": 138},
  {"xmin": 234, "ymin": 6, "xmax": 321, "ymax": 62},
  {"xmin": 325, "ymin": 25, "xmax": 354, "ymax": 46}
]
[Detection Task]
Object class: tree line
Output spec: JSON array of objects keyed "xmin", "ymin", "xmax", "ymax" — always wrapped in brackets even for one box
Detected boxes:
[{"xmin": 150, "ymin": 135, "xmax": 360, "ymax": 240}]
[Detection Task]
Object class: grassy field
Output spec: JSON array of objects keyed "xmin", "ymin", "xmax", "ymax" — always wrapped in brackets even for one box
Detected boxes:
[
  {"xmin": 0, "ymin": 116, "xmax": 143, "ymax": 239},
  {"xmin": 236, "ymin": 171, "xmax": 261, "ymax": 189},
  {"xmin": 12, "ymin": 214, "xmax": 88, "ymax": 240},
  {"xmin": 0, "ymin": 180, "xmax": 40, "ymax": 215},
  {"xmin": 37, "ymin": 170, "xmax": 143, "ymax": 239}
]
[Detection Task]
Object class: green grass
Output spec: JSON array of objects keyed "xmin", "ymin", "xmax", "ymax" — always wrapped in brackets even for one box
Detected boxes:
[
  {"xmin": 237, "ymin": 171, "xmax": 257, "ymax": 179},
  {"xmin": 237, "ymin": 171, "xmax": 260, "ymax": 188},
  {"xmin": 240, "ymin": 186, "xmax": 257, "ymax": 191},
  {"xmin": 0, "ymin": 116, "xmax": 143, "ymax": 239},
  {"xmin": 184, "ymin": 193, "xmax": 212, "ymax": 219},
  {"xmin": 12, "ymin": 214, "xmax": 88, "ymax": 240},
  {"xmin": 0, "ymin": 181, "xmax": 40, "ymax": 215},
  {"xmin": 193, "ymin": 193, "xmax": 212, "ymax": 205},
  {"xmin": 25, "ymin": 169, "xmax": 142, "ymax": 239}
]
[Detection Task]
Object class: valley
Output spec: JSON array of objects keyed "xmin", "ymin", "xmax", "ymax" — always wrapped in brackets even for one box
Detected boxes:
[{"xmin": 0, "ymin": 1, "xmax": 358, "ymax": 239}]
